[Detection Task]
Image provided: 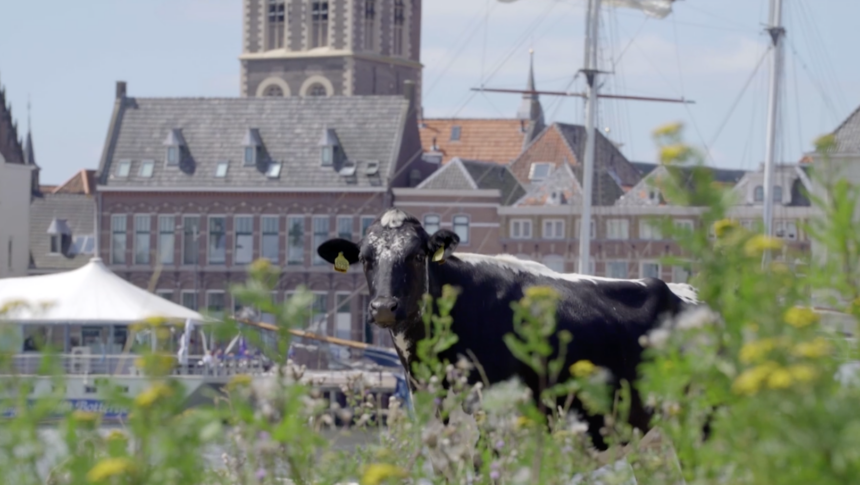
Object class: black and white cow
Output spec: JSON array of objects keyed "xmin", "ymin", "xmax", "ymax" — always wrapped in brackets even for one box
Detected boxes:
[{"xmin": 318, "ymin": 209, "xmax": 698, "ymax": 449}]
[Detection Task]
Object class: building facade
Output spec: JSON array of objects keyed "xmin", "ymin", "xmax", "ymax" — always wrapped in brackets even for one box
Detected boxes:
[
  {"xmin": 0, "ymin": 83, "xmax": 37, "ymax": 278},
  {"xmin": 95, "ymin": 81, "xmax": 432, "ymax": 350},
  {"xmin": 241, "ymin": 0, "xmax": 422, "ymax": 99}
]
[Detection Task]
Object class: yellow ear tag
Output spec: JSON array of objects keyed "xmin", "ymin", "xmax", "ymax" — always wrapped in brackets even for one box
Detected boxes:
[
  {"xmin": 432, "ymin": 247, "xmax": 445, "ymax": 264},
  {"xmin": 334, "ymin": 252, "xmax": 349, "ymax": 273}
]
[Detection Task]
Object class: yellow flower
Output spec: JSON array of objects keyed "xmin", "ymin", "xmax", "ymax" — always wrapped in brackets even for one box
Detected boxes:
[
  {"xmin": 570, "ymin": 360, "xmax": 596, "ymax": 378},
  {"xmin": 788, "ymin": 364, "xmax": 817, "ymax": 383},
  {"xmin": 792, "ymin": 337, "xmax": 831, "ymax": 359},
  {"xmin": 653, "ymin": 122, "xmax": 683, "ymax": 138},
  {"xmin": 515, "ymin": 416, "xmax": 534, "ymax": 429},
  {"xmin": 784, "ymin": 307, "xmax": 819, "ymax": 329},
  {"xmin": 659, "ymin": 144, "xmax": 692, "ymax": 164},
  {"xmin": 766, "ymin": 368, "xmax": 793, "ymax": 389},
  {"xmin": 712, "ymin": 219, "xmax": 739, "ymax": 239},
  {"xmin": 72, "ymin": 410, "xmax": 100, "ymax": 425},
  {"xmin": 360, "ymin": 463, "xmax": 407, "ymax": 485},
  {"xmin": 732, "ymin": 362, "xmax": 779, "ymax": 396},
  {"xmin": 134, "ymin": 382, "xmax": 173, "ymax": 409},
  {"xmin": 743, "ymin": 235, "xmax": 783, "ymax": 256},
  {"xmin": 739, "ymin": 338, "xmax": 778, "ymax": 364},
  {"xmin": 106, "ymin": 430, "xmax": 127, "ymax": 442},
  {"xmin": 86, "ymin": 457, "xmax": 136, "ymax": 483}
]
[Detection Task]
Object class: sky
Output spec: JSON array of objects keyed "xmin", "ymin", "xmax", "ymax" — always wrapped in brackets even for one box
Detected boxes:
[{"xmin": 1, "ymin": 0, "xmax": 858, "ymax": 185}]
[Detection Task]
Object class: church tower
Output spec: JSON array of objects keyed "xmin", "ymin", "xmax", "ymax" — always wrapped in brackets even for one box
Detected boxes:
[{"xmin": 240, "ymin": 0, "xmax": 422, "ymax": 99}]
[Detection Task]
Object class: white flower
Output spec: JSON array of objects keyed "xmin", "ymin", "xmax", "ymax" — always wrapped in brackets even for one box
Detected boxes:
[
  {"xmin": 481, "ymin": 377, "xmax": 531, "ymax": 413},
  {"xmin": 646, "ymin": 328, "xmax": 671, "ymax": 349},
  {"xmin": 675, "ymin": 306, "xmax": 719, "ymax": 330}
]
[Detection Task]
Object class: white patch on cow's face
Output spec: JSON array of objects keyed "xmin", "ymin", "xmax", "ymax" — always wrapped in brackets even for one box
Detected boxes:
[
  {"xmin": 666, "ymin": 283, "xmax": 700, "ymax": 305},
  {"xmin": 393, "ymin": 331, "xmax": 412, "ymax": 362},
  {"xmin": 380, "ymin": 209, "xmax": 408, "ymax": 229},
  {"xmin": 455, "ymin": 252, "xmax": 649, "ymax": 287},
  {"xmin": 365, "ymin": 231, "xmax": 410, "ymax": 263}
]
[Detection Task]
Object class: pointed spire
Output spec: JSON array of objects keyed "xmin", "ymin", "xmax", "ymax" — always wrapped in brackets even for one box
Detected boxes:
[
  {"xmin": 517, "ymin": 49, "xmax": 546, "ymax": 150},
  {"xmin": 0, "ymin": 78, "xmax": 25, "ymax": 165}
]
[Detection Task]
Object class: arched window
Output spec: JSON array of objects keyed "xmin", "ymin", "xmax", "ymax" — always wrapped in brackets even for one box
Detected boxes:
[
  {"xmin": 263, "ymin": 85, "xmax": 284, "ymax": 97},
  {"xmin": 308, "ymin": 83, "xmax": 327, "ymax": 96},
  {"xmin": 423, "ymin": 215, "xmax": 440, "ymax": 234},
  {"xmin": 393, "ymin": 0, "xmax": 405, "ymax": 56},
  {"xmin": 753, "ymin": 185, "xmax": 764, "ymax": 202}
]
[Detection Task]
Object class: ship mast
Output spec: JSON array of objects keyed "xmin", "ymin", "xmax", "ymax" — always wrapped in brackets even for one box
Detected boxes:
[
  {"xmin": 762, "ymin": 0, "xmax": 785, "ymax": 265},
  {"xmin": 578, "ymin": 0, "xmax": 602, "ymax": 275}
]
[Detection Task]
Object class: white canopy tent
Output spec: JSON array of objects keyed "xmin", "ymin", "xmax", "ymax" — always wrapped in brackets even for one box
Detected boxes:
[{"xmin": 0, "ymin": 257, "xmax": 205, "ymax": 323}]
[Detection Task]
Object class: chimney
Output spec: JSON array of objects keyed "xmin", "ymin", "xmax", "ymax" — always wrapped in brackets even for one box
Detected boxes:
[
  {"xmin": 403, "ymin": 80, "xmax": 415, "ymax": 110},
  {"xmin": 116, "ymin": 81, "xmax": 127, "ymax": 100}
]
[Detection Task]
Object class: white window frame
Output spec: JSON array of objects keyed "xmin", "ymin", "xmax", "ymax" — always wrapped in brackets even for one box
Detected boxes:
[
  {"xmin": 234, "ymin": 215, "xmax": 255, "ymax": 265},
  {"xmin": 158, "ymin": 215, "xmax": 175, "ymax": 265},
  {"xmin": 287, "ymin": 215, "xmax": 305, "ymax": 265},
  {"xmin": 452, "ymin": 214, "xmax": 470, "ymax": 245},
  {"xmin": 110, "ymin": 214, "xmax": 127, "ymax": 265},
  {"xmin": 528, "ymin": 162, "xmax": 553, "ymax": 182},
  {"xmin": 309, "ymin": 291, "xmax": 329, "ymax": 333},
  {"xmin": 510, "ymin": 219, "xmax": 533, "ymax": 239},
  {"xmin": 261, "ymin": 215, "xmax": 280, "ymax": 263},
  {"xmin": 312, "ymin": 216, "xmax": 330, "ymax": 266},
  {"xmin": 606, "ymin": 219, "xmax": 630, "ymax": 240},
  {"xmin": 423, "ymin": 214, "xmax": 441, "ymax": 235},
  {"xmin": 180, "ymin": 290, "xmax": 198, "ymax": 311},
  {"xmin": 542, "ymin": 219, "xmax": 564, "ymax": 239},
  {"xmin": 640, "ymin": 261, "xmax": 661, "ymax": 279},
  {"xmin": 336, "ymin": 216, "xmax": 353, "ymax": 241},
  {"xmin": 133, "ymin": 214, "xmax": 152, "ymax": 265},
  {"xmin": 182, "ymin": 215, "xmax": 201, "ymax": 266},
  {"xmin": 638, "ymin": 219, "xmax": 661, "ymax": 241},
  {"xmin": 208, "ymin": 215, "xmax": 227, "ymax": 265}
]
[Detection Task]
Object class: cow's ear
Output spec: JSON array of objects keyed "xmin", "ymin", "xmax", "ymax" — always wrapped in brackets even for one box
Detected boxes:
[
  {"xmin": 427, "ymin": 229, "xmax": 459, "ymax": 264},
  {"xmin": 317, "ymin": 239, "xmax": 360, "ymax": 271}
]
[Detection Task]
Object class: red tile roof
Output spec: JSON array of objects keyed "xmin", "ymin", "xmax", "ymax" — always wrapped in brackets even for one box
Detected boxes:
[{"xmin": 419, "ymin": 119, "xmax": 527, "ymax": 165}]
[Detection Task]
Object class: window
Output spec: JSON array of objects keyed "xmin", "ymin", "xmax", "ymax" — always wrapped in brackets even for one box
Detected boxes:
[
  {"xmin": 393, "ymin": 0, "xmax": 405, "ymax": 56},
  {"xmin": 576, "ymin": 218, "xmax": 596, "ymax": 239},
  {"xmin": 166, "ymin": 147, "xmax": 179, "ymax": 166},
  {"xmin": 606, "ymin": 219, "xmax": 629, "ymax": 240},
  {"xmin": 648, "ymin": 188, "xmax": 661, "ymax": 203},
  {"xmin": 69, "ymin": 235, "xmax": 94, "ymax": 256},
  {"xmin": 363, "ymin": 0, "xmax": 375, "ymax": 50},
  {"xmin": 337, "ymin": 216, "xmax": 353, "ymax": 240},
  {"xmin": 244, "ymin": 146, "xmax": 256, "ymax": 166},
  {"xmin": 312, "ymin": 216, "xmax": 330, "ymax": 265},
  {"xmin": 139, "ymin": 160, "xmax": 154, "ymax": 178},
  {"xmin": 110, "ymin": 215, "xmax": 127, "ymax": 265},
  {"xmin": 267, "ymin": 0, "xmax": 285, "ymax": 50},
  {"xmin": 450, "ymin": 126, "xmax": 461, "ymax": 141},
  {"xmin": 208, "ymin": 217, "xmax": 226, "ymax": 265},
  {"xmin": 542, "ymin": 219, "xmax": 564, "ymax": 239},
  {"xmin": 529, "ymin": 163, "xmax": 552, "ymax": 181},
  {"xmin": 423, "ymin": 215, "xmax": 440, "ymax": 234},
  {"xmin": 361, "ymin": 216, "xmax": 375, "ymax": 237},
  {"xmin": 311, "ymin": 2, "xmax": 329, "ymax": 48},
  {"xmin": 207, "ymin": 292, "xmax": 226, "ymax": 319},
  {"xmin": 542, "ymin": 255, "xmax": 565, "ymax": 273},
  {"xmin": 266, "ymin": 162, "xmax": 282, "ymax": 179},
  {"xmin": 308, "ymin": 83, "xmax": 327, "ymax": 96},
  {"xmin": 310, "ymin": 293, "xmax": 328, "ymax": 332},
  {"xmin": 50, "ymin": 235, "xmax": 61, "ymax": 254},
  {"xmin": 261, "ymin": 216, "xmax": 279, "ymax": 263},
  {"xmin": 263, "ymin": 84, "xmax": 283, "ymax": 97},
  {"xmin": 116, "ymin": 160, "xmax": 131, "ymax": 178},
  {"xmin": 607, "ymin": 261, "xmax": 629, "ymax": 279},
  {"xmin": 181, "ymin": 291, "xmax": 198, "ymax": 311},
  {"xmin": 639, "ymin": 219, "xmax": 661, "ymax": 240},
  {"xmin": 235, "ymin": 216, "xmax": 254, "ymax": 265},
  {"xmin": 287, "ymin": 216, "xmax": 304, "ymax": 265},
  {"xmin": 773, "ymin": 185, "xmax": 783, "ymax": 202},
  {"xmin": 321, "ymin": 145, "xmax": 333, "ymax": 166},
  {"xmin": 453, "ymin": 215, "xmax": 469, "ymax": 245},
  {"xmin": 510, "ymin": 219, "xmax": 532, "ymax": 239},
  {"xmin": 156, "ymin": 290, "xmax": 174, "ymax": 302},
  {"xmin": 158, "ymin": 215, "xmax": 175, "ymax": 265},
  {"xmin": 754, "ymin": 185, "xmax": 764, "ymax": 202},
  {"xmin": 134, "ymin": 215, "xmax": 151, "ymax": 265},
  {"xmin": 182, "ymin": 216, "xmax": 200, "ymax": 265},
  {"xmin": 672, "ymin": 265, "xmax": 691, "ymax": 283},
  {"xmin": 674, "ymin": 219, "xmax": 694, "ymax": 232},
  {"xmin": 215, "ymin": 161, "xmax": 229, "ymax": 178},
  {"xmin": 641, "ymin": 262, "xmax": 661, "ymax": 279}
]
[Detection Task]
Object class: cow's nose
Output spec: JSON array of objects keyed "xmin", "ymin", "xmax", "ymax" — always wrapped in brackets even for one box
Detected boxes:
[{"xmin": 369, "ymin": 297, "xmax": 399, "ymax": 325}]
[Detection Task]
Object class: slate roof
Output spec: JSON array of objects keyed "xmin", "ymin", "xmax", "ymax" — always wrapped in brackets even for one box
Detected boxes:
[
  {"xmin": 416, "ymin": 158, "xmax": 526, "ymax": 206},
  {"xmin": 29, "ymin": 193, "xmax": 96, "ymax": 272},
  {"xmin": 419, "ymin": 119, "xmax": 528, "ymax": 165},
  {"xmin": 618, "ymin": 164, "xmax": 749, "ymax": 207},
  {"xmin": 514, "ymin": 164, "xmax": 580, "ymax": 207},
  {"xmin": 630, "ymin": 162, "xmax": 659, "ymax": 178},
  {"xmin": 99, "ymin": 96, "xmax": 412, "ymax": 189},
  {"xmin": 555, "ymin": 123, "xmax": 643, "ymax": 189},
  {"xmin": 833, "ymin": 105, "xmax": 860, "ymax": 154}
]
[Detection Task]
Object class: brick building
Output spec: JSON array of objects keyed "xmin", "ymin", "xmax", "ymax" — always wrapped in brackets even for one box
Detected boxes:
[{"xmin": 95, "ymin": 81, "xmax": 432, "ymax": 347}]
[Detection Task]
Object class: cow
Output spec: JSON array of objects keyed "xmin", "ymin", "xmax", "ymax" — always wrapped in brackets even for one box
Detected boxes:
[{"xmin": 318, "ymin": 209, "xmax": 699, "ymax": 450}]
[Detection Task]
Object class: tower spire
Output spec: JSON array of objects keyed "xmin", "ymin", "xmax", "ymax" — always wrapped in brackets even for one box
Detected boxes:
[{"xmin": 518, "ymin": 49, "xmax": 545, "ymax": 149}]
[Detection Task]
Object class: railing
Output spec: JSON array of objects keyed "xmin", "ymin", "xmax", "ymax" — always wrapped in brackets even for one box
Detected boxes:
[{"xmin": 6, "ymin": 353, "xmax": 274, "ymax": 377}]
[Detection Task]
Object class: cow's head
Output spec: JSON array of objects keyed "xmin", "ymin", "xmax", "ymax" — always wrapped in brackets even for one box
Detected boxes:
[{"xmin": 317, "ymin": 209, "xmax": 459, "ymax": 328}]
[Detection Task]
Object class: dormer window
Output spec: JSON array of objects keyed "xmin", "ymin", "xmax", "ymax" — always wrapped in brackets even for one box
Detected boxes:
[
  {"xmin": 266, "ymin": 162, "xmax": 282, "ymax": 179},
  {"xmin": 47, "ymin": 218, "xmax": 72, "ymax": 256},
  {"xmin": 115, "ymin": 160, "xmax": 131, "ymax": 178},
  {"xmin": 242, "ymin": 128, "xmax": 263, "ymax": 166},
  {"xmin": 528, "ymin": 162, "xmax": 552, "ymax": 181},
  {"xmin": 139, "ymin": 160, "xmax": 155, "ymax": 178},
  {"xmin": 163, "ymin": 129, "xmax": 186, "ymax": 166},
  {"xmin": 318, "ymin": 127, "xmax": 340, "ymax": 167},
  {"xmin": 215, "ymin": 161, "xmax": 229, "ymax": 178}
]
